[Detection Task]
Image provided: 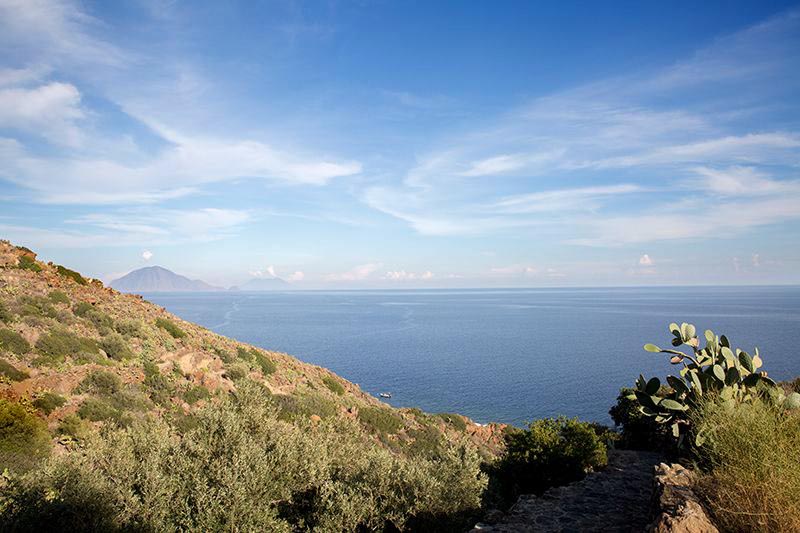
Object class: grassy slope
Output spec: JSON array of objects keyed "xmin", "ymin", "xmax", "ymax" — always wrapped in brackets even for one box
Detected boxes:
[{"xmin": 0, "ymin": 240, "xmax": 505, "ymax": 460}]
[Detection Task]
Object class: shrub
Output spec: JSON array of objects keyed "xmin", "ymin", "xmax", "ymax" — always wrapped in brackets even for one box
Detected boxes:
[
  {"xmin": 85, "ymin": 309, "xmax": 114, "ymax": 333},
  {"xmin": 99, "ymin": 333, "xmax": 133, "ymax": 361},
  {"xmin": 156, "ymin": 317, "xmax": 186, "ymax": 339},
  {"xmin": 56, "ymin": 265, "xmax": 87, "ymax": 285},
  {"xmin": 0, "ymin": 328, "xmax": 31, "ymax": 355},
  {"xmin": 33, "ymin": 392, "xmax": 67, "ymax": 415},
  {"xmin": 35, "ymin": 329, "xmax": 98, "ymax": 365},
  {"xmin": 56, "ymin": 414, "xmax": 91, "ymax": 440},
  {"xmin": 438, "ymin": 412, "xmax": 467, "ymax": 431},
  {"xmin": 0, "ymin": 398, "xmax": 50, "ymax": 473},
  {"xmin": 358, "ymin": 406, "xmax": 404, "ymax": 435},
  {"xmin": 73, "ymin": 302, "xmax": 93, "ymax": 317},
  {"xmin": 632, "ymin": 322, "xmax": 800, "ymax": 447},
  {"xmin": 184, "ymin": 385, "xmax": 211, "ymax": 405},
  {"xmin": 609, "ymin": 387, "xmax": 669, "ymax": 450},
  {"xmin": 48, "ymin": 290, "xmax": 70, "ymax": 305},
  {"xmin": 17, "ymin": 255, "xmax": 41, "ymax": 272},
  {"xmin": 76, "ymin": 370, "xmax": 122, "ymax": 396},
  {"xmin": 213, "ymin": 346, "xmax": 234, "ymax": 363},
  {"xmin": 77, "ymin": 397, "xmax": 122, "ymax": 422},
  {"xmin": 254, "ymin": 351, "xmax": 277, "ymax": 375},
  {"xmin": 692, "ymin": 397, "xmax": 800, "ymax": 532},
  {"xmin": 492, "ymin": 417, "xmax": 608, "ymax": 504},
  {"xmin": 15, "ymin": 295, "xmax": 57, "ymax": 319},
  {"xmin": 143, "ymin": 360, "xmax": 174, "ymax": 405},
  {"xmin": 224, "ymin": 363, "xmax": 248, "ymax": 381},
  {"xmin": 406, "ymin": 424, "xmax": 444, "ymax": 458},
  {"xmin": 115, "ymin": 319, "xmax": 144, "ymax": 338},
  {"xmin": 276, "ymin": 393, "xmax": 337, "ymax": 421},
  {"xmin": 236, "ymin": 346, "xmax": 253, "ymax": 361},
  {"xmin": 322, "ymin": 375, "xmax": 345, "ymax": 395},
  {"xmin": 0, "ymin": 358, "xmax": 29, "ymax": 381},
  {"xmin": 0, "ymin": 384, "xmax": 486, "ymax": 531},
  {"xmin": 0, "ymin": 301, "xmax": 12, "ymax": 323}
]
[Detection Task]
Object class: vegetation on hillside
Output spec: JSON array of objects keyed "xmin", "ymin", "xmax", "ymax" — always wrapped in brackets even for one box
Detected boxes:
[{"xmin": 612, "ymin": 321, "xmax": 800, "ymax": 532}]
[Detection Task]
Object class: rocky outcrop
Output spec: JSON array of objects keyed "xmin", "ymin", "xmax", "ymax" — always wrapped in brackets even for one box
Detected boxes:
[
  {"xmin": 648, "ymin": 463, "xmax": 718, "ymax": 533},
  {"xmin": 472, "ymin": 450, "xmax": 662, "ymax": 532}
]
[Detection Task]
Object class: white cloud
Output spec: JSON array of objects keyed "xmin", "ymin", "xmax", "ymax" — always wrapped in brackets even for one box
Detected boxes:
[
  {"xmin": 489, "ymin": 265, "xmax": 540, "ymax": 277},
  {"xmin": 287, "ymin": 271, "xmax": 305, "ymax": 282},
  {"xmin": 0, "ymin": 82, "xmax": 84, "ymax": 146},
  {"xmin": 325, "ymin": 263, "xmax": 382, "ymax": 282},
  {"xmin": 384, "ymin": 270, "xmax": 434, "ymax": 281},
  {"xmin": 639, "ymin": 254, "xmax": 654, "ymax": 266},
  {"xmin": 752, "ymin": 253, "xmax": 760, "ymax": 267},
  {"xmin": 249, "ymin": 265, "xmax": 279, "ymax": 279},
  {"xmin": 142, "ymin": 250, "xmax": 153, "ymax": 261}
]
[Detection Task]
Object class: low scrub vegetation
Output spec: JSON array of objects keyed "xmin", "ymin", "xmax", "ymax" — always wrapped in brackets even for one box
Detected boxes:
[
  {"xmin": 16, "ymin": 256, "xmax": 41, "ymax": 273},
  {"xmin": 0, "ymin": 328, "xmax": 31, "ymax": 355},
  {"xmin": 0, "ymin": 358, "xmax": 29, "ymax": 381},
  {"xmin": 34, "ymin": 329, "xmax": 98, "ymax": 366},
  {"xmin": 55, "ymin": 265, "xmax": 87, "ymax": 285},
  {"xmin": 0, "ymin": 384, "xmax": 486, "ymax": 531},
  {"xmin": 692, "ymin": 397, "xmax": 800, "ymax": 532},
  {"xmin": 0, "ymin": 399, "xmax": 50, "ymax": 473},
  {"xmin": 488, "ymin": 417, "xmax": 607, "ymax": 506},
  {"xmin": 322, "ymin": 375, "xmax": 345, "ymax": 395},
  {"xmin": 359, "ymin": 406, "xmax": 405, "ymax": 435},
  {"xmin": 155, "ymin": 317, "xmax": 186, "ymax": 339},
  {"xmin": 99, "ymin": 333, "xmax": 133, "ymax": 361},
  {"xmin": 33, "ymin": 392, "xmax": 67, "ymax": 415},
  {"xmin": 47, "ymin": 291, "xmax": 70, "ymax": 305}
]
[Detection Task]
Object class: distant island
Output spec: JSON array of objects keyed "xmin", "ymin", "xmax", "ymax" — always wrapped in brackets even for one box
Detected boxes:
[
  {"xmin": 235, "ymin": 277, "xmax": 290, "ymax": 291},
  {"xmin": 110, "ymin": 266, "xmax": 223, "ymax": 293}
]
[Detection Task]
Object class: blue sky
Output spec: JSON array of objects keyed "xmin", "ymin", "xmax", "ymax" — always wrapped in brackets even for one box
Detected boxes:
[{"xmin": 1, "ymin": 0, "xmax": 799, "ymax": 288}]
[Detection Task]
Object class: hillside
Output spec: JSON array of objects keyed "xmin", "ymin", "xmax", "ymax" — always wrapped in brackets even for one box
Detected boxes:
[
  {"xmin": 110, "ymin": 265, "xmax": 222, "ymax": 292},
  {"xmin": 0, "ymin": 240, "xmax": 504, "ymax": 531}
]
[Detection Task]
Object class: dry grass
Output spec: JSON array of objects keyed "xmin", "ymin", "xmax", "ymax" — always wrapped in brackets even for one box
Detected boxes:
[{"xmin": 693, "ymin": 398, "xmax": 800, "ymax": 533}]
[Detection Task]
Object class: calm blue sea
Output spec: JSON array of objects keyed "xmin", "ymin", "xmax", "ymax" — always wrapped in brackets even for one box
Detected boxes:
[{"xmin": 144, "ymin": 287, "xmax": 800, "ymax": 426}]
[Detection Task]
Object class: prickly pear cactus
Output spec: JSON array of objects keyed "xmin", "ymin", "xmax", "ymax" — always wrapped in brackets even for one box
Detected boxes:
[{"xmin": 632, "ymin": 322, "xmax": 800, "ymax": 447}]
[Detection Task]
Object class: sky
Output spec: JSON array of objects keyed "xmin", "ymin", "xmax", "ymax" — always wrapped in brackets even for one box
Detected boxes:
[{"xmin": 0, "ymin": 0, "xmax": 799, "ymax": 288}]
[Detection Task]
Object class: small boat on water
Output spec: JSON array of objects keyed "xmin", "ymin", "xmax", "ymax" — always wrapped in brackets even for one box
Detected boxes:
[{"xmin": 379, "ymin": 392, "xmax": 392, "ymax": 399}]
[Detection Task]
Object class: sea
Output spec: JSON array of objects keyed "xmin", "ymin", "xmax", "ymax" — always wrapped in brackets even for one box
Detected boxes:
[{"xmin": 144, "ymin": 286, "xmax": 800, "ymax": 427}]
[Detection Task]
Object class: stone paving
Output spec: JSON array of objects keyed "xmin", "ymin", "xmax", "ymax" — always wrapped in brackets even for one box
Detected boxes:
[{"xmin": 472, "ymin": 449, "xmax": 663, "ymax": 533}]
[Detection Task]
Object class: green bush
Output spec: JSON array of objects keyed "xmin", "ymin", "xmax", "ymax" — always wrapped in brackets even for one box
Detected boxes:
[
  {"xmin": 0, "ymin": 328, "xmax": 31, "ymax": 355},
  {"xmin": 692, "ymin": 397, "xmax": 800, "ymax": 532},
  {"xmin": 212, "ymin": 346, "xmax": 234, "ymax": 363},
  {"xmin": 156, "ymin": 317, "xmax": 186, "ymax": 339},
  {"xmin": 0, "ymin": 399, "xmax": 50, "ymax": 473},
  {"xmin": 35, "ymin": 329, "xmax": 98, "ymax": 365},
  {"xmin": 115, "ymin": 319, "xmax": 144, "ymax": 338},
  {"xmin": 17, "ymin": 255, "xmax": 41, "ymax": 272},
  {"xmin": 236, "ymin": 346, "xmax": 253, "ymax": 361},
  {"xmin": 48, "ymin": 290, "xmax": 70, "ymax": 305},
  {"xmin": 184, "ymin": 385, "xmax": 211, "ymax": 405},
  {"xmin": 322, "ymin": 375, "xmax": 345, "ymax": 395},
  {"xmin": 76, "ymin": 370, "xmax": 122, "ymax": 396},
  {"xmin": 276, "ymin": 393, "xmax": 337, "ymax": 421},
  {"xmin": 99, "ymin": 333, "xmax": 133, "ymax": 361},
  {"xmin": 73, "ymin": 302, "xmax": 93, "ymax": 317},
  {"xmin": 609, "ymin": 387, "xmax": 669, "ymax": 450},
  {"xmin": 224, "ymin": 363, "xmax": 248, "ymax": 381},
  {"xmin": 358, "ymin": 406, "xmax": 404, "ymax": 435},
  {"xmin": 0, "ymin": 358, "xmax": 29, "ymax": 381},
  {"xmin": 56, "ymin": 414, "xmax": 90, "ymax": 440},
  {"xmin": 0, "ymin": 301, "xmax": 12, "ymax": 323},
  {"xmin": 0, "ymin": 384, "xmax": 486, "ymax": 531},
  {"xmin": 33, "ymin": 392, "xmax": 67, "ymax": 415},
  {"xmin": 15, "ymin": 295, "xmax": 58, "ymax": 319},
  {"xmin": 77, "ymin": 397, "xmax": 122, "ymax": 422},
  {"xmin": 254, "ymin": 351, "xmax": 277, "ymax": 375},
  {"xmin": 56, "ymin": 265, "xmax": 87, "ymax": 285},
  {"xmin": 492, "ymin": 417, "xmax": 608, "ymax": 504},
  {"xmin": 85, "ymin": 309, "xmax": 114, "ymax": 333},
  {"xmin": 143, "ymin": 360, "xmax": 174, "ymax": 405},
  {"xmin": 438, "ymin": 413, "xmax": 467, "ymax": 431}
]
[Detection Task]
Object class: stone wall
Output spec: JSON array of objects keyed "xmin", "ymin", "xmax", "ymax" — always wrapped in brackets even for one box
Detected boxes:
[{"xmin": 648, "ymin": 463, "xmax": 718, "ymax": 533}]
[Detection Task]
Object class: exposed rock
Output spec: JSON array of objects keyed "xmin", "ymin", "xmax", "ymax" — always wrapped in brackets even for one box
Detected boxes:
[{"xmin": 648, "ymin": 463, "xmax": 718, "ymax": 533}]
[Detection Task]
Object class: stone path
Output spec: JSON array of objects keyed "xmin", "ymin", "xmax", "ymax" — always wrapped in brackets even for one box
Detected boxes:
[{"xmin": 472, "ymin": 450, "xmax": 662, "ymax": 533}]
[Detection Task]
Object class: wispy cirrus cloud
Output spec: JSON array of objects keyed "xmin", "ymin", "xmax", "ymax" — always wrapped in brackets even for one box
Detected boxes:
[{"xmin": 363, "ymin": 10, "xmax": 800, "ymax": 244}]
